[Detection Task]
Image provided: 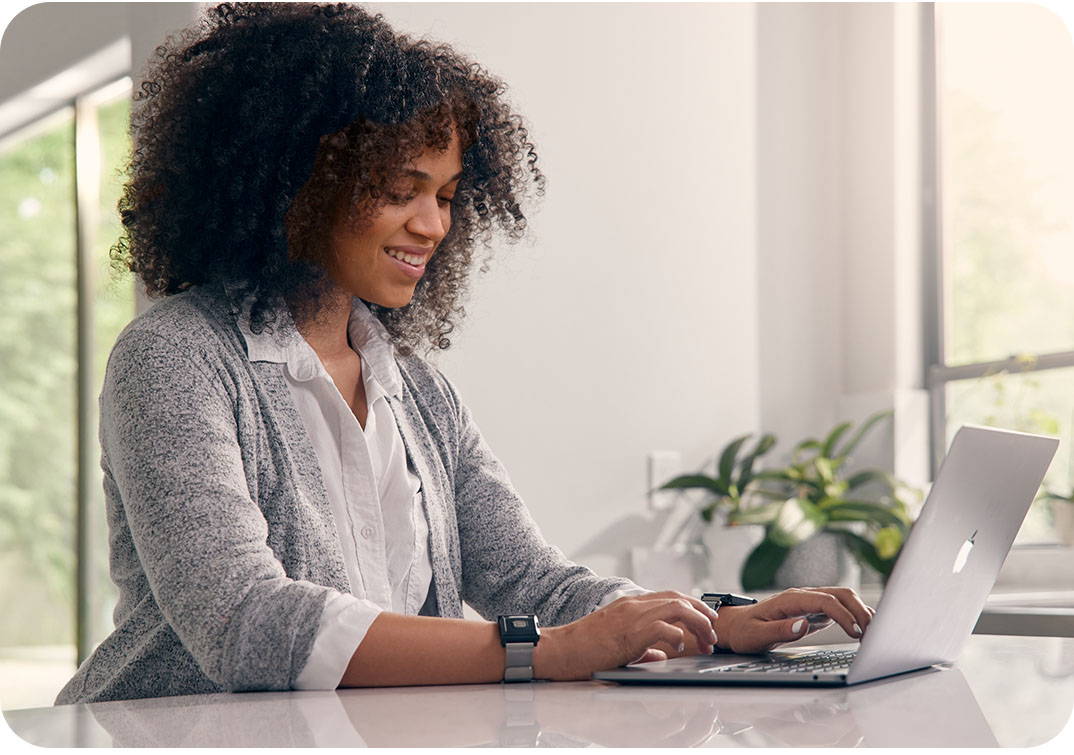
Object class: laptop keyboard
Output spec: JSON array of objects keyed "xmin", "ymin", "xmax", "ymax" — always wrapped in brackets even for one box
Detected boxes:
[{"xmin": 701, "ymin": 648, "xmax": 857, "ymax": 675}]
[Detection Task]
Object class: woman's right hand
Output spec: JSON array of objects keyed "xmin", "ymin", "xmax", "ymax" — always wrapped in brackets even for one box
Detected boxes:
[{"xmin": 533, "ymin": 591, "xmax": 719, "ymax": 681}]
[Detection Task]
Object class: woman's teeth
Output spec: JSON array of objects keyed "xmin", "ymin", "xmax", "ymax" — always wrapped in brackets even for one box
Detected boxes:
[{"xmin": 385, "ymin": 248, "xmax": 423, "ymax": 266}]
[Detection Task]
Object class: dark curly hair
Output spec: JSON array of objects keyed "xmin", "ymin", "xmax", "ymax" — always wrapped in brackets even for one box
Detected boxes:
[{"xmin": 115, "ymin": 1, "xmax": 545, "ymax": 353}]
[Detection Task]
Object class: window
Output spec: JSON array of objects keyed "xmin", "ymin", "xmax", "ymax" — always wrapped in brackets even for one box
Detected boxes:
[
  {"xmin": 930, "ymin": 4, "xmax": 1074, "ymax": 544},
  {"xmin": 0, "ymin": 77, "xmax": 134, "ymax": 710}
]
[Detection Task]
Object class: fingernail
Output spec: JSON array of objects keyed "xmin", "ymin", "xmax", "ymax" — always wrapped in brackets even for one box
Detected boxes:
[
  {"xmin": 710, "ymin": 629, "xmax": 718, "ymax": 644},
  {"xmin": 792, "ymin": 619, "xmax": 805, "ymax": 634},
  {"xmin": 677, "ymin": 641, "xmax": 685, "ymax": 653},
  {"xmin": 853, "ymin": 623, "xmax": 862, "ymax": 637}
]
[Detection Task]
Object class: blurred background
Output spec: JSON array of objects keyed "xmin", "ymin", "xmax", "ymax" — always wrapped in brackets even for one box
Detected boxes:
[{"xmin": 1, "ymin": 2, "xmax": 1073, "ymax": 711}]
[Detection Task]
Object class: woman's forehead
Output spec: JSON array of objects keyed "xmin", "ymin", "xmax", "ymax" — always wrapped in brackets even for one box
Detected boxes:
[{"xmin": 402, "ymin": 137, "xmax": 464, "ymax": 183}]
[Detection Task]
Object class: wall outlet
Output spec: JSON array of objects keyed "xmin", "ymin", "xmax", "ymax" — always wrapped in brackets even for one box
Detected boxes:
[{"xmin": 647, "ymin": 450, "xmax": 683, "ymax": 511}]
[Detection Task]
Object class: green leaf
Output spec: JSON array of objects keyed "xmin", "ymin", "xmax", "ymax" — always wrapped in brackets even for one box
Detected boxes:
[
  {"xmin": 835, "ymin": 410, "xmax": 893, "ymax": 459},
  {"xmin": 659, "ymin": 474, "xmax": 727, "ymax": 495},
  {"xmin": 736, "ymin": 433, "xmax": 777, "ymax": 491},
  {"xmin": 821, "ymin": 421, "xmax": 852, "ymax": 458},
  {"xmin": 741, "ymin": 538, "xmax": 792, "ymax": 591},
  {"xmin": 846, "ymin": 468, "xmax": 896, "ymax": 493},
  {"xmin": 816, "ymin": 495, "xmax": 842, "ymax": 510},
  {"xmin": 874, "ymin": 525, "xmax": 903, "ymax": 560},
  {"xmin": 814, "ymin": 456, "xmax": 834, "ymax": 483},
  {"xmin": 752, "ymin": 469, "xmax": 798, "ymax": 485},
  {"xmin": 717, "ymin": 434, "xmax": 752, "ymax": 485},
  {"xmin": 822, "ymin": 481, "xmax": 848, "ymax": 500},
  {"xmin": 727, "ymin": 501, "xmax": 782, "ymax": 526},
  {"xmin": 769, "ymin": 497, "xmax": 826, "ymax": 547},
  {"xmin": 753, "ymin": 488, "xmax": 794, "ymax": 501},
  {"xmin": 825, "ymin": 501, "xmax": 909, "ymax": 531},
  {"xmin": 753, "ymin": 468, "xmax": 824, "ymax": 500},
  {"xmin": 837, "ymin": 530, "xmax": 896, "ymax": 579}
]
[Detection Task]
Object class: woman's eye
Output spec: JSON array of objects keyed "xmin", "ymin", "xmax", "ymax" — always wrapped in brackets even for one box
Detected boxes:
[{"xmin": 437, "ymin": 196, "xmax": 455, "ymax": 207}]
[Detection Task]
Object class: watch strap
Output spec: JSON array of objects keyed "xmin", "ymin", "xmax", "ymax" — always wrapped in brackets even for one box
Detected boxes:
[
  {"xmin": 503, "ymin": 642, "xmax": 536, "ymax": 682},
  {"xmin": 498, "ymin": 614, "xmax": 540, "ymax": 682}
]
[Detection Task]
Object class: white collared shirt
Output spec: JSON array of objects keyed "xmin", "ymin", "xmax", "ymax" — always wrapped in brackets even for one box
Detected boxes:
[
  {"xmin": 239, "ymin": 298, "xmax": 431, "ymax": 689},
  {"xmin": 239, "ymin": 298, "xmax": 648, "ymax": 689}
]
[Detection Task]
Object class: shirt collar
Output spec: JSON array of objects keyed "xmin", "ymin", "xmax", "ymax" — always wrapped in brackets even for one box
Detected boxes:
[
  {"xmin": 236, "ymin": 295, "xmax": 403, "ymax": 399},
  {"xmin": 347, "ymin": 299, "xmax": 403, "ymax": 400}
]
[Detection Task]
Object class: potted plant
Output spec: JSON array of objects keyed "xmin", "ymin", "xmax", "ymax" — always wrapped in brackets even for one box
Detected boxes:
[{"xmin": 661, "ymin": 411, "xmax": 918, "ymax": 591}]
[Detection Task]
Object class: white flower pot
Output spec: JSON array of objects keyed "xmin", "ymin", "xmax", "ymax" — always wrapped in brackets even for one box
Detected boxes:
[{"xmin": 774, "ymin": 532, "xmax": 861, "ymax": 589}]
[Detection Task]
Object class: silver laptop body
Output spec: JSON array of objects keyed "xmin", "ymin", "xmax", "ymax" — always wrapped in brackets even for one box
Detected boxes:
[{"xmin": 594, "ymin": 424, "xmax": 1058, "ymax": 687}]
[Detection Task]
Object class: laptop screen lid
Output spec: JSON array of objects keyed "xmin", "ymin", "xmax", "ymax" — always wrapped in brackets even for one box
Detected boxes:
[{"xmin": 847, "ymin": 424, "xmax": 1057, "ymax": 684}]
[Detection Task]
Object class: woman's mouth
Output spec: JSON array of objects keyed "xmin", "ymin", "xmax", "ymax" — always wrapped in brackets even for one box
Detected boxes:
[{"xmin": 384, "ymin": 247, "xmax": 428, "ymax": 279}]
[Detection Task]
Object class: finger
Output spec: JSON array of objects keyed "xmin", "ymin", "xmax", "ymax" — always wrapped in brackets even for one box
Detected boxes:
[
  {"xmin": 634, "ymin": 590, "xmax": 720, "ymax": 623},
  {"xmin": 641, "ymin": 619, "xmax": 687, "ymax": 654},
  {"xmin": 745, "ymin": 613, "xmax": 815, "ymax": 650},
  {"xmin": 759, "ymin": 589, "xmax": 862, "ymax": 639},
  {"xmin": 629, "ymin": 648, "xmax": 668, "ymax": 665},
  {"xmin": 801, "ymin": 613, "xmax": 834, "ymax": 635},
  {"xmin": 811, "ymin": 587, "xmax": 872, "ymax": 635},
  {"xmin": 640, "ymin": 599, "xmax": 718, "ymax": 651},
  {"xmin": 658, "ymin": 623, "xmax": 716, "ymax": 657}
]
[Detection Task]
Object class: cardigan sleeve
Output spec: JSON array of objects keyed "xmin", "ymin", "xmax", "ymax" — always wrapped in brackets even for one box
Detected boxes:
[
  {"xmin": 100, "ymin": 328, "xmax": 334, "ymax": 692},
  {"xmin": 440, "ymin": 375, "xmax": 643, "ymax": 626}
]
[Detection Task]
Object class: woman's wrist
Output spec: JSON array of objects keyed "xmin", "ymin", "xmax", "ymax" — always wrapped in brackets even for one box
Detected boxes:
[
  {"xmin": 533, "ymin": 625, "xmax": 564, "ymax": 681},
  {"xmin": 713, "ymin": 605, "xmax": 745, "ymax": 651}
]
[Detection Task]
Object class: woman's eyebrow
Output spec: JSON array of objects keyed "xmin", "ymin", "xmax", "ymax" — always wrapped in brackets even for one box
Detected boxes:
[{"xmin": 402, "ymin": 168, "xmax": 464, "ymax": 184}]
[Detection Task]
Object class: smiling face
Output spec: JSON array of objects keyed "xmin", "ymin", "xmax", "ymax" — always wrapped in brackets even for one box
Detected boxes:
[{"xmin": 325, "ymin": 130, "xmax": 463, "ymax": 308}]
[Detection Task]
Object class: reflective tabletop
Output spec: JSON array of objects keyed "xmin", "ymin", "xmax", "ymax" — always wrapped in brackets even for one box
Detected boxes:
[{"xmin": 6, "ymin": 634, "xmax": 1073, "ymax": 747}]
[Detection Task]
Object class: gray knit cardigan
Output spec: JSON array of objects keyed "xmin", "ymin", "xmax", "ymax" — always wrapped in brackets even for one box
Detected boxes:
[{"xmin": 55, "ymin": 286, "xmax": 636, "ymax": 704}]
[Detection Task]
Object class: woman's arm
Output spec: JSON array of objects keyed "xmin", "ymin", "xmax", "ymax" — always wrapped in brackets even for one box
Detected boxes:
[
  {"xmin": 340, "ymin": 592, "xmax": 720, "ymax": 686},
  {"xmin": 339, "ymin": 586, "xmax": 876, "ymax": 686},
  {"xmin": 340, "ymin": 614, "xmax": 504, "ymax": 686},
  {"xmin": 102, "ymin": 328, "xmax": 334, "ymax": 691}
]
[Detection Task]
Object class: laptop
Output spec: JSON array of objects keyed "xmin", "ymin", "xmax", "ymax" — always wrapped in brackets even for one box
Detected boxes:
[{"xmin": 594, "ymin": 424, "xmax": 1058, "ymax": 687}]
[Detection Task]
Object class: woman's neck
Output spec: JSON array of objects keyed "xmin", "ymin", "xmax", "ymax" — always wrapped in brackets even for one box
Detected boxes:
[{"xmin": 296, "ymin": 289, "xmax": 354, "ymax": 361}]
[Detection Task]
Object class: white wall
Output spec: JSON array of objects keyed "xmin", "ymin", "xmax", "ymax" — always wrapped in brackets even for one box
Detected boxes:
[{"xmin": 755, "ymin": 3, "xmax": 929, "ymax": 491}]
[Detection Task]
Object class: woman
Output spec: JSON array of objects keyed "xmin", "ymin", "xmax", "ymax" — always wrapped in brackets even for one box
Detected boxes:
[{"xmin": 57, "ymin": 2, "xmax": 871, "ymax": 704}]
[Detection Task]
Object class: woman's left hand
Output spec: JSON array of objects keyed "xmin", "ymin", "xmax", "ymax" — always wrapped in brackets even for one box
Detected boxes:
[{"xmin": 712, "ymin": 586, "xmax": 874, "ymax": 655}]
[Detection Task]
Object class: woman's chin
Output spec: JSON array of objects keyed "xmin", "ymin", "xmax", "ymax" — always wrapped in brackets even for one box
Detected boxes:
[{"xmin": 364, "ymin": 288, "xmax": 418, "ymax": 309}]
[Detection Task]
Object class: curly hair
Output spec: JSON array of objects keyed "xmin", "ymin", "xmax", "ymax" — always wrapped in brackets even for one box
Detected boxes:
[{"xmin": 115, "ymin": 2, "xmax": 545, "ymax": 353}]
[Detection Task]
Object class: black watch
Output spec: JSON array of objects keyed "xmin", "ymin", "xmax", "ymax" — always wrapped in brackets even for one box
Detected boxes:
[
  {"xmin": 701, "ymin": 592, "xmax": 758, "ymax": 611},
  {"xmin": 498, "ymin": 615, "xmax": 541, "ymax": 682}
]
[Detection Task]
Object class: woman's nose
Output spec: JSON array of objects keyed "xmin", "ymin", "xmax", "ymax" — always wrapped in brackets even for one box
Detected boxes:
[{"xmin": 406, "ymin": 196, "xmax": 450, "ymax": 243}]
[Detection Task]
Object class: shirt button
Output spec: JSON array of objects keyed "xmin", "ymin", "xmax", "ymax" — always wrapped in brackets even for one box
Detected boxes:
[{"xmin": 360, "ymin": 526, "xmax": 375, "ymax": 539}]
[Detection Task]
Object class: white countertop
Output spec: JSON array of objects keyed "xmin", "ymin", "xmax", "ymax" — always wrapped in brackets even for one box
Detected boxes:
[{"xmin": 5, "ymin": 634, "xmax": 1073, "ymax": 747}]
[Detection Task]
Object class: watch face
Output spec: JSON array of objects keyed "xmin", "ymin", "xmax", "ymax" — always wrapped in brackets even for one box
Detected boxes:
[{"xmin": 499, "ymin": 615, "xmax": 540, "ymax": 643}]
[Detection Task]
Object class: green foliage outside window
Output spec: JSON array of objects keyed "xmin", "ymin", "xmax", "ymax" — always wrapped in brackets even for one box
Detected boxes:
[
  {"xmin": 0, "ymin": 92, "xmax": 133, "ymax": 654},
  {"xmin": 0, "ymin": 113, "xmax": 78, "ymax": 647}
]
